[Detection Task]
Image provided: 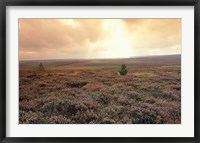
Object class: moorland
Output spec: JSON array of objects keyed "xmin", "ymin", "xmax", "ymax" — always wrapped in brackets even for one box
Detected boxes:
[{"xmin": 19, "ymin": 55, "xmax": 181, "ymax": 124}]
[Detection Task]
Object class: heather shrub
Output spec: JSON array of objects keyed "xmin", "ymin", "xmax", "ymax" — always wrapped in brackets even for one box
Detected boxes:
[
  {"xmin": 19, "ymin": 111, "xmax": 44, "ymax": 124},
  {"xmin": 150, "ymin": 90, "xmax": 175, "ymax": 100},
  {"xmin": 145, "ymin": 97, "xmax": 156, "ymax": 104},
  {"xmin": 127, "ymin": 91, "xmax": 141, "ymax": 99},
  {"xmin": 66, "ymin": 102, "xmax": 88, "ymax": 116},
  {"xmin": 65, "ymin": 81, "xmax": 88, "ymax": 88},
  {"xmin": 19, "ymin": 94, "xmax": 32, "ymax": 101},
  {"xmin": 81, "ymin": 99, "xmax": 99, "ymax": 110},
  {"xmin": 130, "ymin": 107, "xmax": 158, "ymax": 124},
  {"xmin": 74, "ymin": 110, "xmax": 99, "ymax": 123},
  {"xmin": 49, "ymin": 115, "xmax": 71, "ymax": 124},
  {"xmin": 85, "ymin": 111, "xmax": 99, "ymax": 123},
  {"xmin": 122, "ymin": 115, "xmax": 132, "ymax": 124},
  {"xmin": 41, "ymin": 102, "xmax": 57, "ymax": 114},
  {"xmin": 36, "ymin": 119, "xmax": 50, "ymax": 124},
  {"xmin": 19, "ymin": 58, "xmax": 181, "ymax": 124},
  {"xmin": 19, "ymin": 100, "xmax": 37, "ymax": 111},
  {"xmin": 119, "ymin": 64, "xmax": 128, "ymax": 76},
  {"xmin": 101, "ymin": 117, "xmax": 116, "ymax": 124},
  {"xmin": 97, "ymin": 93, "xmax": 113, "ymax": 104},
  {"xmin": 117, "ymin": 96, "xmax": 130, "ymax": 106}
]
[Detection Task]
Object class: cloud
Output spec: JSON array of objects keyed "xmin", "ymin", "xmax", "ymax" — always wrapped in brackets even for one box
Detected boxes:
[
  {"xmin": 19, "ymin": 19, "xmax": 181, "ymax": 60},
  {"xmin": 122, "ymin": 19, "xmax": 181, "ymax": 50},
  {"xmin": 19, "ymin": 19, "xmax": 106, "ymax": 59}
]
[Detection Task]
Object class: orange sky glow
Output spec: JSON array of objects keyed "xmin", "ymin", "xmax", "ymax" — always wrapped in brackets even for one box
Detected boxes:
[{"xmin": 19, "ymin": 19, "xmax": 181, "ymax": 60}]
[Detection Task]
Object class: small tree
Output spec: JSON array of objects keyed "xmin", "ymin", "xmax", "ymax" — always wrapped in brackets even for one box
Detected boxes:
[
  {"xmin": 38, "ymin": 62, "xmax": 45, "ymax": 71},
  {"xmin": 119, "ymin": 64, "xmax": 128, "ymax": 76}
]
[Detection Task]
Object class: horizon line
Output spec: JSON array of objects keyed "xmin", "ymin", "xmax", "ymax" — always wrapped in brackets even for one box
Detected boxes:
[{"xmin": 19, "ymin": 54, "xmax": 181, "ymax": 61}]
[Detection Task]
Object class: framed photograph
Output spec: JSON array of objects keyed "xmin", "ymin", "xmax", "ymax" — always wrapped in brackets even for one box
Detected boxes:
[{"xmin": 0, "ymin": 0, "xmax": 200, "ymax": 142}]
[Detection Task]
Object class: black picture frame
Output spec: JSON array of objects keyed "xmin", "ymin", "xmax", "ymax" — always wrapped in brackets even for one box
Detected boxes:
[{"xmin": 0, "ymin": 0, "xmax": 200, "ymax": 142}]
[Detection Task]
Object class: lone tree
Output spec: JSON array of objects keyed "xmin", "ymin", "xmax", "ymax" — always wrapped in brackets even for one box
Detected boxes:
[
  {"xmin": 38, "ymin": 62, "xmax": 45, "ymax": 71},
  {"xmin": 119, "ymin": 64, "xmax": 128, "ymax": 76}
]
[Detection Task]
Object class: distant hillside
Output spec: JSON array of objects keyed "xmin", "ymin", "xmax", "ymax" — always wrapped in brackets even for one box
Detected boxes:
[
  {"xmin": 19, "ymin": 54, "xmax": 181, "ymax": 70},
  {"xmin": 130, "ymin": 54, "xmax": 181, "ymax": 62}
]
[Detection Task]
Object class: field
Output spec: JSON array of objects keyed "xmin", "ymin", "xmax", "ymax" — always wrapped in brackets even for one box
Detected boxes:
[{"xmin": 19, "ymin": 55, "xmax": 181, "ymax": 124}]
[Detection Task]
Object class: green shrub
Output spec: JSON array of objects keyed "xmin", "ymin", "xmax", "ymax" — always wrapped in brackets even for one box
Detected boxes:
[
  {"xmin": 64, "ymin": 82, "xmax": 88, "ymax": 88},
  {"xmin": 119, "ymin": 64, "xmax": 128, "ymax": 76},
  {"xmin": 38, "ymin": 62, "xmax": 45, "ymax": 71}
]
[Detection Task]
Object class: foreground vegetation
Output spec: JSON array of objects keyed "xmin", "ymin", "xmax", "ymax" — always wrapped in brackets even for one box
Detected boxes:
[{"xmin": 19, "ymin": 55, "xmax": 181, "ymax": 124}]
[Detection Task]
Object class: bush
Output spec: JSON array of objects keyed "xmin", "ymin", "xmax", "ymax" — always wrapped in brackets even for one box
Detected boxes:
[
  {"xmin": 119, "ymin": 64, "xmax": 128, "ymax": 76},
  {"xmin": 65, "ymin": 82, "xmax": 88, "ymax": 88},
  {"xmin": 38, "ymin": 62, "xmax": 45, "ymax": 71}
]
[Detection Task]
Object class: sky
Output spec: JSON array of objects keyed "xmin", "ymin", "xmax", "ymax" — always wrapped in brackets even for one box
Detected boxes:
[{"xmin": 19, "ymin": 19, "xmax": 181, "ymax": 60}]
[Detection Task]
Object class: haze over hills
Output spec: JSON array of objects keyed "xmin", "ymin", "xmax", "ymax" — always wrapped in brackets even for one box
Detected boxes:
[
  {"xmin": 19, "ymin": 54, "xmax": 181, "ymax": 70},
  {"xmin": 20, "ymin": 54, "xmax": 181, "ymax": 61},
  {"xmin": 130, "ymin": 54, "xmax": 181, "ymax": 61}
]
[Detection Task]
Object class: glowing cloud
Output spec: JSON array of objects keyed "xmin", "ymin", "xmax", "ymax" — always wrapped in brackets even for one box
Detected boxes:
[{"xmin": 19, "ymin": 19, "xmax": 181, "ymax": 60}]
